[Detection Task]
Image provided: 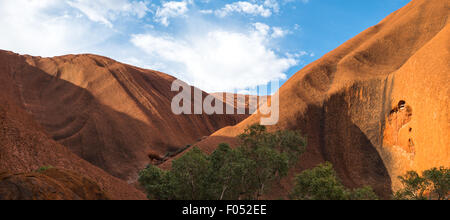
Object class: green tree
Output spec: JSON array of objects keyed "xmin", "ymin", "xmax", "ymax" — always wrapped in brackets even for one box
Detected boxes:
[
  {"xmin": 171, "ymin": 147, "xmax": 211, "ymax": 200},
  {"xmin": 349, "ymin": 186, "xmax": 379, "ymax": 200},
  {"xmin": 208, "ymin": 143, "xmax": 242, "ymax": 200},
  {"xmin": 290, "ymin": 162, "xmax": 349, "ymax": 200},
  {"xmin": 138, "ymin": 164, "xmax": 176, "ymax": 200},
  {"xmin": 138, "ymin": 148, "xmax": 210, "ymax": 200},
  {"xmin": 394, "ymin": 171, "xmax": 429, "ymax": 200},
  {"xmin": 237, "ymin": 124, "xmax": 306, "ymax": 199},
  {"xmin": 138, "ymin": 124, "xmax": 307, "ymax": 200},
  {"xmin": 423, "ymin": 167, "xmax": 450, "ymax": 200},
  {"xmin": 290, "ymin": 162, "xmax": 378, "ymax": 200},
  {"xmin": 394, "ymin": 167, "xmax": 449, "ymax": 200}
]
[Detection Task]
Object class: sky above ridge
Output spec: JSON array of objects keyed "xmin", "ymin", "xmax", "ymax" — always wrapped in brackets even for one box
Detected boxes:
[{"xmin": 0, "ymin": 0, "xmax": 410, "ymax": 93}]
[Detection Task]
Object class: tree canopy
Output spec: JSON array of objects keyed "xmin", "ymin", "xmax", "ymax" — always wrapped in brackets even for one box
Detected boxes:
[
  {"xmin": 139, "ymin": 124, "xmax": 307, "ymax": 200},
  {"xmin": 290, "ymin": 162, "xmax": 378, "ymax": 200},
  {"xmin": 394, "ymin": 167, "xmax": 449, "ymax": 200}
]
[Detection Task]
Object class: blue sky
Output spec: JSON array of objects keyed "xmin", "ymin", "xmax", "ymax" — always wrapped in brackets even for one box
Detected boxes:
[{"xmin": 0, "ymin": 0, "xmax": 410, "ymax": 93}]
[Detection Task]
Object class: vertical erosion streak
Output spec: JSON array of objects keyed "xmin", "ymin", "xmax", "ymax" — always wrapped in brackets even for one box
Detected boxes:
[{"xmin": 106, "ymin": 64, "xmax": 163, "ymax": 121}]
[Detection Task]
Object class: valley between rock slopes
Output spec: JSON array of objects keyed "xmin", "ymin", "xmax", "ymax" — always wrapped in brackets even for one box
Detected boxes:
[
  {"xmin": 0, "ymin": 0, "xmax": 448, "ymax": 200},
  {"xmin": 161, "ymin": 0, "xmax": 450, "ymax": 198}
]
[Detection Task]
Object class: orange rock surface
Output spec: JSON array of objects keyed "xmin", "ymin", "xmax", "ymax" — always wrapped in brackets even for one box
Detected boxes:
[
  {"xmin": 0, "ymin": 168, "xmax": 110, "ymax": 200},
  {"xmin": 0, "ymin": 0, "xmax": 447, "ymax": 200},
  {"xmin": 0, "ymin": 84, "xmax": 146, "ymax": 199},
  {"xmin": 164, "ymin": 0, "xmax": 450, "ymax": 198},
  {"xmin": 0, "ymin": 49, "xmax": 249, "ymax": 199},
  {"xmin": 211, "ymin": 92, "xmax": 270, "ymax": 114},
  {"xmin": 0, "ymin": 50, "xmax": 248, "ymax": 184}
]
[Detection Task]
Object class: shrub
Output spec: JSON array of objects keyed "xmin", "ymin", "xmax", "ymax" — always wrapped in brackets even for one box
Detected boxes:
[
  {"xmin": 139, "ymin": 124, "xmax": 307, "ymax": 200},
  {"xmin": 35, "ymin": 166, "xmax": 54, "ymax": 173},
  {"xmin": 290, "ymin": 162, "xmax": 378, "ymax": 200},
  {"xmin": 394, "ymin": 167, "xmax": 449, "ymax": 200}
]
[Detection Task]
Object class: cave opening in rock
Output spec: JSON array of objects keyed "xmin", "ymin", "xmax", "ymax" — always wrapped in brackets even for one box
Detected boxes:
[{"xmin": 398, "ymin": 100, "xmax": 406, "ymax": 110}]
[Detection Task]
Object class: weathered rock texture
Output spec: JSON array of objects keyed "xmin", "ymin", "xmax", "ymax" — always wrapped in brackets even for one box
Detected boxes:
[
  {"xmin": 164, "ymin": 0, "xmax": 450, "ymax": 198},
  {"xmin": 0, "ymin": 82, "xmax": 145, "ymax": 199},
  {"xmin": 0, "ymin": 50, "xmax": 247, "ymax": 184},
  {"xmin": 0, "ymin": 168, "xmax": 110, "ymax": 200},
  {"xmin": 211, "ymin": 93, "xmax": 270, "ymax": 114}
]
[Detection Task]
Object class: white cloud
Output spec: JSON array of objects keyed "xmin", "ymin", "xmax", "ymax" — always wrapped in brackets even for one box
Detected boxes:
[
  {"xmin": 253, "ymin": 23, "xmax": 271, "ymax": 36},
  {"xmin": 199, "ymin": 9, "xmax": 214, "ymax": 14},
  {"xmin": 215, "ymin": 1, "xmax": 273, "ymax": 17},
  {"xmin": 214, "ymin": 0, "xmax": 282, "ymax": 18},
  {"xmin": 0, "ymin": 0, "xmax": 112, "ymax": 56},
  {"xmin": 0, "ymin": 0, "xmax": 307, "ymax": 93},
  {"xmin": 284, "ymin": 0, "xmax": 310, "ymax": 3},
  {"xmin": 212, "ymin": 0, "xmax": 309, "ymax": 18},
  {"xmin": 271, "ymin": 27, "xmax": 288, "ymax": 38},
  {"xmin": 68, "ymin": 0, "xmax": 150, "ymax": 27},
  {"xmin": 155, "ymin": 1, "xmax": 191, "ymax": 26},
  {"xmin": 263, "ymin": 0, "xmax": 280, "ymax": 13},
  {"xmin": 131, "ymin": 24, "xmax": 298, "ymax": 92},
  {"xmin": 253, "ymin": 23, "xmax": 288, "ymax": 39},
  {"xmin": 286, "ymin": 51, "xmax": 309, "ymax": 58}
]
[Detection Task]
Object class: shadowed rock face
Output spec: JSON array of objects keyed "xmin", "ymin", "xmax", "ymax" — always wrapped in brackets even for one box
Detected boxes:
[
  {"xmin": 0, "ymin": 168, "xmax": 109, "ymax": 200},
  {"xmin": 0, "ymin": 51, "xmax": 249, "ymax": 183},
  {"xmin": 0, "ymin": 61, "xmax": 146, "ymax": 199},
  {"xmin": 0, "ymin": 0, "xmax": 447, "ymax": 201},
  {"xmin": 164, "ymin": 0, "xmax": 450, "ymax": 198},
  {"xmin": 0, "ymin": 49, "xmax": 250, "ymax": 199},
  {"xmin": 210, "ymin": 93, "xmax": 270, "ymax": 114}
]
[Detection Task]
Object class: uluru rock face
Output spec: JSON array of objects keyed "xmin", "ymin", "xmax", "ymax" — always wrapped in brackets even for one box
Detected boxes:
[
  {"xmin": 0, "ymin": 50, "xmax": 247, "ymax": 182},
  {"xmin": 0, "ymin": 79, "xmax": 146, "ymax": 199},
  {"xmin": 0, "ymin": 168, "xmax": 110, "ymax": 200},
  {"xmin": 211, "ymin": 93, "xmax": 270, "ymax": 114},
  {"xmin": 0, "ymin": 0, "xmax": 447, "ymax": 200},
  {"xmin": 176, "ymin": 0, "xmax": 450, "ymax": 198}
]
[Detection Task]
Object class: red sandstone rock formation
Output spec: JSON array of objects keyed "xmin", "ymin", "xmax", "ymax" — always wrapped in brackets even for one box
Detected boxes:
[
  {"xmin": 0, "ymin": 168, "xmax": 110, "ymax": 200},
  {"xmin": 210, "ymin": 92, "xmax": 270, "ymax": 114},
  {"xmin": 161, "ymin": 0, "xmax": 450, "ymax": 198},
  {"xmin": 0, "ymin": 49, "xmax": 250, "ymax": 199},
  {"xmin": 0, "ymin": 50, "xmax": 248, "ymax": 184},
  {"xmin": 0, "ymin": 0, "xmax": 447, "ymax": 200},
  {"xmin": 0, "ymin": 84, "xmax": 145, "ymax": 199}
]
